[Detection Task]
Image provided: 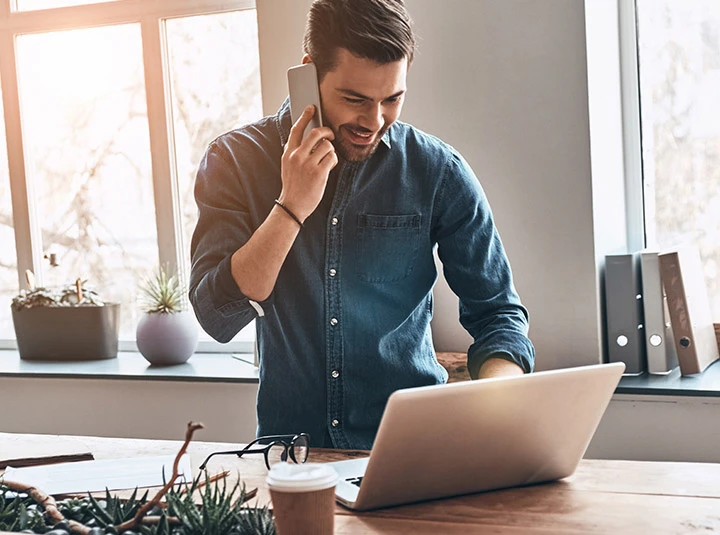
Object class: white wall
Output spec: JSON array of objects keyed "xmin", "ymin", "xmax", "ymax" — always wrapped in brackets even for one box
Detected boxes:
[
  {"xmin": 587, "ymin": 394, "xmax": 720, "ymax": 462},
  {"xmin": 0, "ymin": 377, "xmax": 258, "ymax": 443}
]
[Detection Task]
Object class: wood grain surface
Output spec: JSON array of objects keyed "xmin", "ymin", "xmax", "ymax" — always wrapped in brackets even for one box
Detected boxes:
[{"xmin": 436, "ymin": 351, "xmax": 469, "ymax": 382}]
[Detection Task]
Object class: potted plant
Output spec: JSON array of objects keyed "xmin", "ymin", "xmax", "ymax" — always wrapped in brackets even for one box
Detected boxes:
[
  {"xmin": 11, "ymin": 271, "xmax": 120, "ymax": 361},
  {"xmin": 136, "ymin": 265, "xmax": 198, "ymax": 366}
]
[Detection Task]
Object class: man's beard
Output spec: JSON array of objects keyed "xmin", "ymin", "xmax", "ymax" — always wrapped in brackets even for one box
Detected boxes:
[{"xmin": 332, "ymin": 124, "xmax": 390, "ymax": 162}]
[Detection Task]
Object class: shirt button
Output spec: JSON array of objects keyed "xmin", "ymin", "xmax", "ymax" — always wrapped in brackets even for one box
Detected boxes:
[
  {"xmin": 331, "ymin": 217, "xmax": 339, "ymax": 226},
  {"xmin": 331, "ymin": 419, "xmax": 340, "ymax": 427},
  {"xmin": 329, "ymin": 268, "xmax": 337, "ymax": 277},
  {"xmin": 330, "ymin": 317, "xmax": 338, "ymax": 326},
  {"xmin": 331, "ymin": 370, "xmax": 340, "ymax": 378}
]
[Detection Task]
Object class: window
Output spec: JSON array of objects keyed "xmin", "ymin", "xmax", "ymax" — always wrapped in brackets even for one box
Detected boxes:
[
  {"xmin": 0, "ymin": 0, "xmax": 262, "ymax": 351},
  {"xmin": 634, "ymin": 0, "xmax": 720, "ymax": 320},
  {"xmin": 0, "ymin": 89, "xmax": 16, "ymax": 341}
]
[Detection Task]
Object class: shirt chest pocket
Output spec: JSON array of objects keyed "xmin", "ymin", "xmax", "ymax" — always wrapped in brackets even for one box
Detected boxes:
[{"xmin": 355, "ymin": 214, "xmax": 422, "ymax": 283}]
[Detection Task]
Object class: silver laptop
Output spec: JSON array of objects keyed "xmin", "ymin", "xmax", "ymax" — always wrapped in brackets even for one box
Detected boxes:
[{"xmin": 328, "ymin": 362, "xmax": 624, "ymax": 511}]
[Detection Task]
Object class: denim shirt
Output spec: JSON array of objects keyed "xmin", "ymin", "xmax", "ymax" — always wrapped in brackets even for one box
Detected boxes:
[{"xmin": 190, "ymin": 99, "xmax": 535, "ymax": 450}]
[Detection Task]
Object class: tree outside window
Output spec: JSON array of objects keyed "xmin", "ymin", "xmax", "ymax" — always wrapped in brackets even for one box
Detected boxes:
[{"xmin": 636, "ymin": 0, "xmax": 720, "ymax": 320}]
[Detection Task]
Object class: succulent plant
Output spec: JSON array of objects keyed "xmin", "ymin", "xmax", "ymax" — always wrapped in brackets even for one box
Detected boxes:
[
  {"xmin": 166, "ymin": 473, "xmax": 274, "ymax": 535},
  {"xmin": 0, "ymin": 474, "xmax": 275, "ymax": 535},
  {"xmin": 139, "ymin": 266, "xmax": 186, "ymax": 315}
]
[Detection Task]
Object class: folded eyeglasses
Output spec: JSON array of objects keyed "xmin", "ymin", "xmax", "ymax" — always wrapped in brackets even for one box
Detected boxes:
[{"xmin": 198, "ymin": 433, "xmax": 310, "ymax": 470}]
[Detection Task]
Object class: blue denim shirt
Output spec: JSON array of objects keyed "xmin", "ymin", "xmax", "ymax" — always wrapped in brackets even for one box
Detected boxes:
[{"xmin": 190, "ymin": 99, "xmax": 535, "ymax": 450}]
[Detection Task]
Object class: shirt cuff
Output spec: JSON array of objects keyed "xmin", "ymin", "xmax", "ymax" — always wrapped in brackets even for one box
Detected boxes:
[{"xmin": 467, "ymin": 339, "xmax": 535, "ymax": 380}]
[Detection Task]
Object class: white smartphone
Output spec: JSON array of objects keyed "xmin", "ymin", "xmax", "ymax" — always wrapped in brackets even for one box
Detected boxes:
[{"xmin": 287, "ymin": 63, "xmax": 323, "ymax": 140}]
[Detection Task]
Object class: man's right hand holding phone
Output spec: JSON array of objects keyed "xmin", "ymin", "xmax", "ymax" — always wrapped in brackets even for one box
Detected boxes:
[
  {"xmin": 229, "ymin": 104, "xmax": 336, "ymax": 302},
  {"xmin": 278, "ymin": 105, "xmax": 338, "ymax": 224}
]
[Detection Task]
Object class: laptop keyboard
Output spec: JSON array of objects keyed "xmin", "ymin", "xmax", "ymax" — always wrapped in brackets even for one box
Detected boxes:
[{"xmin": 346, "ymin": 476, "xmax": 363, "ymax": 488}]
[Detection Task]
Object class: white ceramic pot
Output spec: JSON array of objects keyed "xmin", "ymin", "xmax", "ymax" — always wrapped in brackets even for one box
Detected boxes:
[{"xmin": 136, "ymin": 310, "xmax": 199, "ymax": 366}]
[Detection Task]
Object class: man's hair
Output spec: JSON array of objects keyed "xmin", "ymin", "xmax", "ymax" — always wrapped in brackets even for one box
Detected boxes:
[{"xmin": 302, "ymin": 0, "xmax": 416, "ymax": 79}]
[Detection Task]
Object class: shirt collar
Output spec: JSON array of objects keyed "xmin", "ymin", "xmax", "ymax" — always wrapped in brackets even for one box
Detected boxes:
[
  {"xmin": 276, "ymin": 97, "xmax": 293, "ymax": 146},
  {"xmin": 276, "ymin": 97, "xmax": 392, "ymax": 150}
]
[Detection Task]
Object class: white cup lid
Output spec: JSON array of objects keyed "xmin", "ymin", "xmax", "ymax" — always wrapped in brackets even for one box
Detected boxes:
[{"xmin": 266, "ymin": 462, "xmax": 339, "ymax": 493}]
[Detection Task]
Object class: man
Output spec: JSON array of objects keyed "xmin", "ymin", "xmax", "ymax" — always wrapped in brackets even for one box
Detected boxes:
[{"xmin": 190, "ymin": 0, "xmax": 535, "ymax": 450}]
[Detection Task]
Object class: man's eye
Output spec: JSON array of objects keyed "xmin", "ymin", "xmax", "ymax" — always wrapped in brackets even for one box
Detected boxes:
[{"xmin": 344, "ymin": 98, "xmax": 363, "ymax": 104}]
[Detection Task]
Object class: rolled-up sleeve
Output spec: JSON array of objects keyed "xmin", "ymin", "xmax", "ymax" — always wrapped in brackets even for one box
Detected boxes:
[
  {"xmin": 432, "ymin": 151, "xmax": 535, "ymax": 378},
  {"xmin": 189, "ymin": 138, "xmax": 272, "ymax": 343}
]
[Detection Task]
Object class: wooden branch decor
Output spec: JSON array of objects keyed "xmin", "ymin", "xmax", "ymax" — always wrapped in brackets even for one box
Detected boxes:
[
  {"xmin": 0, "ymin": 480, "xmax": 90, "ymax": 534},
  {"xmin": 115, "ymin": 421, "xmax": 204, "ymax": 533},
  {"xmin": 0, "ymin": 421, "xmax": 275, "ymax": 535}
]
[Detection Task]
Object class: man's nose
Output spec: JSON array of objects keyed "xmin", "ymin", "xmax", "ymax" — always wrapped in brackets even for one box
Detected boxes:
[{"xmin": 358, "ymin": 103, "xmax": 383, "ymax": 132}]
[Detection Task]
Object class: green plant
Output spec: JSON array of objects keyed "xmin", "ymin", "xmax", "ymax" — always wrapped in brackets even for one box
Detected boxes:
[
  {"xmin": 167, "ymin": 473, "xmax": 275, "ymax": 535},
  {"xmin": 86, "ymin": 487, "xmax": 150, "ymax": 529},
  {"xmin": 0, "ymin": 489, "xmax": 45, "ymax": 533},
  {"xmin": 0, "ymin": 474, "xmax": 275, "ymax": 535},
  {"xmin": 0, "ymin": 423, "xmax": 274, "ymax": 535},
  {"xmin": 139, "ymin": 266, "xmax": 186, "ymax": 314}
]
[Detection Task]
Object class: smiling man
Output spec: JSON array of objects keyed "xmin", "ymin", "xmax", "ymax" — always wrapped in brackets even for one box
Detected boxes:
[{"xmin": 189, "ymin": 0, "xmax": 535, "ymax": 450}]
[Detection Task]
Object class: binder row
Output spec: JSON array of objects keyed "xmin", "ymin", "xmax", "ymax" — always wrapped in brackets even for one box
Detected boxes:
[{"xmin": 604, "ymin": 246, "xmax": 719, "ymax": 376}]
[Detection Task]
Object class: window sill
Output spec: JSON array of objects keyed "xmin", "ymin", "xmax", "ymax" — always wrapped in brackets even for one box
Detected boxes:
[
  {"xmin": 616, "ymin": 359, "xmax": 720, "ymax": 397},
  {"xmin": 0, "ymin": 350, "xmax": 259, "ymax": 384},
  {"xmin": 5, "ymin": 349, "xmax": 718, "ymax": 396}
]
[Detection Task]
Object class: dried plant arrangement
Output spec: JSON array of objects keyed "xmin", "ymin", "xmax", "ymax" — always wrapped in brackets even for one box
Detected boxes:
[
  {"xmin": 0, "ymin": 423, "xmax": 275, "ymax": 535},
  {"xmin": 10, "ymin": 271, "xmax": 120, "ymax": 361},
  {"xmin": 11, "ymin": 272, "xmax": 105, "ymax": 311}
]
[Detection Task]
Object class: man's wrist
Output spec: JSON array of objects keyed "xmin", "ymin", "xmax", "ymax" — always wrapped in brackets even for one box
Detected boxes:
[
  {"xmin": 274, "ymin": 199, "xmax": 304, "ymax": 228},
  {"xmin": 477, "ymin": 357, "xmax": 524, "ymax": 379}
]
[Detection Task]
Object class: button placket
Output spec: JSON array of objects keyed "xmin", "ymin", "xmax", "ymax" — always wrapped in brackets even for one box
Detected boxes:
[
  {"xmin": 324, "ymin": 163, "xmax": 359, "ymax": 449},
  {"xmin": 326, "ymin": 207, "xmax": 342, "ymax": 439}
]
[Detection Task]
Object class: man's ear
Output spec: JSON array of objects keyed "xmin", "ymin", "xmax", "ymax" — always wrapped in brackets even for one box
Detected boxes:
[{"xmin": 301, "ymin": 54, "xmax": 313, "ymax": 65}]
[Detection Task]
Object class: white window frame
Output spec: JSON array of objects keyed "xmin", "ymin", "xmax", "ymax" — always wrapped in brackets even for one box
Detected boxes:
[
  {"xmin": 618, "ymin": 0, "xmax": 646, "ymax": 253},
  {"xmin": 0, "ymin": 0, "xmax": 257, "ymax": 353}
]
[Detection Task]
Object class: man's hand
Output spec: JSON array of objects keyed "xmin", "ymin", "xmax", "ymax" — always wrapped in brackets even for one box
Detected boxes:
[
  {"xmin": 278, "ymin": 105, "xmax": 338, "ymax": 222},
  {"xmin": 477, "ymin": 358, "xmax": 525, "ymax": 379}
]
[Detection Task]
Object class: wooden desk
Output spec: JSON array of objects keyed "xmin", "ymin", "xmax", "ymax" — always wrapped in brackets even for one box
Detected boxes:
[{"xmin": 2, "ymin": 432, "xmax": 720, "ymax": 534}]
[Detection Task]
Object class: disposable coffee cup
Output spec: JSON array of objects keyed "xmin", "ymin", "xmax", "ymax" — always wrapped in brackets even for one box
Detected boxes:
[{"xmin": 266, "ymin": 462, "xmax": 339, "ymax": 535}]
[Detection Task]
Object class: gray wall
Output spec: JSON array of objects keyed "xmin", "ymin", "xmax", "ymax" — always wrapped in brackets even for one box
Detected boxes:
[{"xmin": 259, "ymin": 0, "xmax": 602, "ymax": 370}]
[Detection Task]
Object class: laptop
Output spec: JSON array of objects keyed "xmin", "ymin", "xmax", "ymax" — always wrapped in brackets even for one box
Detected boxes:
[{"xmin": 328, "ymin": 361, "xmax": 624, "ymax": 511}]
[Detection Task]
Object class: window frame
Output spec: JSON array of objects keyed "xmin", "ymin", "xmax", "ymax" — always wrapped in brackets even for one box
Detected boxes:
[
  {"xmin": 618, "ymin": 0, "xmax": 646, "ymax": 253},
  {"xmin": 0, "ymin": 0, "xmax": 257, "ymax": 352}
]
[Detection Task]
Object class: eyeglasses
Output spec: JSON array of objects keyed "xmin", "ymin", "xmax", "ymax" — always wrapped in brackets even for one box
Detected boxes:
[{"xmin": 198, "ymin": 433, "xmax": 310, "ymax": 471}]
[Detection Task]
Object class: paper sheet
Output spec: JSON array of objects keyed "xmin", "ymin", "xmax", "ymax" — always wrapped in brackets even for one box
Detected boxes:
[{"xmin": 3, "ymin": 454, "xmax": 191, "ymax": 495}]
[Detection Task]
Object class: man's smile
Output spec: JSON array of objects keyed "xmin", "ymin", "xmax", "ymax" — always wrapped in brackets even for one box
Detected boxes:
[{"xmin": 343, "ymin": 126, "xmax": 377, "ymax": 145}]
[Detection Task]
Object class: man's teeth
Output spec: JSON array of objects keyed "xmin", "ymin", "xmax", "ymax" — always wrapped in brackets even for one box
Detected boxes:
[{"xmin": 350, "ymin": 129, "xmax": 372, "ymax": 138}]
